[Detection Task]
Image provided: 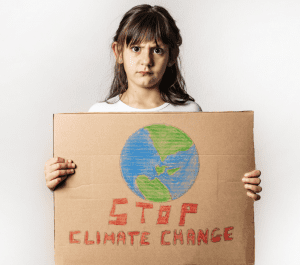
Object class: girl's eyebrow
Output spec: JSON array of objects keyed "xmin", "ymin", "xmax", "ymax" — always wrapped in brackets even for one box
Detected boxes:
[{"xmin": 134, "ymin": 43, "xmax": 166, "ymax": 48}]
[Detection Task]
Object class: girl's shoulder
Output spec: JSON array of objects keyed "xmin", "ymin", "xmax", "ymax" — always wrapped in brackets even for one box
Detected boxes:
[
  {"xmin": 88, "ymin": 95, "xmax": 202, "ymax": 112},
  {"xmin": 88, "ymin": 96, "xmax": 120, "ymax": 112},
  {"xmin": 183, "ymin": 100, "xmax": 202, "ymax": 111},
  {"xmin": 163, "ymin": 100, "xmax": 202, "ymax": 112},
  {"xmin": 88, "ymin": 102, "xmax": 118, "ymax": 112}
]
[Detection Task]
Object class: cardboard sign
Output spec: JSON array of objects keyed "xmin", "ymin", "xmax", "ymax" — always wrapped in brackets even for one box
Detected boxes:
[{"xmin": 54, "ymin": 112, "xmax": 255, "ymax": 265}]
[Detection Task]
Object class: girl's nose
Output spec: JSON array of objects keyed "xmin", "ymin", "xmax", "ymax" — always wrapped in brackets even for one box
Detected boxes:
[{"xmin": 141, "ymin": 50, "xmax": 153, "ymax": 66}]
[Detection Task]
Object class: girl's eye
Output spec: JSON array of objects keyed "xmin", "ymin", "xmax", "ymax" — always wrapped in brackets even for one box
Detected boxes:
[
  {"xmin": 131, "ymin": 46, "xmax": 140, "ymax": 52},
  {"xmin": 131, "ymin": 46, "xmax": 164, "ymax": 54},
  {"xmin": 154, "ymin": 48, "xmax": 164, "ymax": 54}
]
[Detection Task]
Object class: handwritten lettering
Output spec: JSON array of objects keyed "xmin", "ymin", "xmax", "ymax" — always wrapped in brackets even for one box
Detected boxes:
[{"xmin": 69, "ymin": 227, "xmax": 233, "ymax": 246}]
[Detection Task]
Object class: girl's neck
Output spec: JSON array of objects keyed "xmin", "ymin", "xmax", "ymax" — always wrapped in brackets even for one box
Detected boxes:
[{"xmin": 120, "ymin": 87, "xmax": 165, "ymax": 109}]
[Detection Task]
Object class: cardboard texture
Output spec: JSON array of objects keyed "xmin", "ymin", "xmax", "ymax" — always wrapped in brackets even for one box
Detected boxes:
[{"xmin": 54, "ymin": 112, "xmax": 255, "ymax": 265}]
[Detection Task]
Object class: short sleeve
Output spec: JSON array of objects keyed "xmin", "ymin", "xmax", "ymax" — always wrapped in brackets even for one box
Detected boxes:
[
  {"xmin": 88, "ymin": 104, "xmax": 98, "ymax": 112},
  {"xmin": 88, "ymin": 103, "xmax": 110, "ymax": 112},
  {"xmin": 189, "ymin": 101, "xmax": 202, "ymax": 112}
]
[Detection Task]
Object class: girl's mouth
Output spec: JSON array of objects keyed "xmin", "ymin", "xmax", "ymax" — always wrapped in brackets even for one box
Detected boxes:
[{"xmin": 139, "ymin": 71, "xmax": 152, "ymax": 75}]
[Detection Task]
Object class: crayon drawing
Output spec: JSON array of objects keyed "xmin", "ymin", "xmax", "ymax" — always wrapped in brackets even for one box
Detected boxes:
[{"xmin": 120, "ymin": 124, "xmax": 200, "ymax": 202}]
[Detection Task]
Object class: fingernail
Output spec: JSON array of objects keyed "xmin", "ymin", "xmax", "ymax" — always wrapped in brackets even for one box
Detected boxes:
[
  {"xmin": 242, "ymin": 178, "xmax": 246, "ymax": 182},
  {"xmin": 72, "ymin": 163, "xmax": 75, "ymax": 168},
  {"xmin": 244, "ymin": 173, "xmax": 250, "ymax": 177},
  {"xmin": 68, "ymin": 159, "xmax": 72, "ymax": 163}
]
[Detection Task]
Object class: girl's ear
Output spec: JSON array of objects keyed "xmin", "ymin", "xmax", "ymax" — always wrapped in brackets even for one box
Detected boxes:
[{"xmin": 112, "ymin": 42, "xmax": 123, "ymax": 64}]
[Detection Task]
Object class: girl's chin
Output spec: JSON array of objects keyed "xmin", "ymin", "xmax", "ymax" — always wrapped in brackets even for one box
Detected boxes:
[
  {"xmin": 136, "ymin": 81, "xmax": 160, "ymax": 88},
  {"xmin": 128, "ymin": 78, "xmax": 161, "ymax": 90},
  {"xmin": 142, "ymin": 77, "xmax": 160, "ymax": 85}
]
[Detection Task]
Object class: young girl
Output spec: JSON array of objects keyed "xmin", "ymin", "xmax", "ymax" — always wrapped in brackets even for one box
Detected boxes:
[{"xmin": 44, "ymin": 4, "xmax": 262, "ymax": 201}]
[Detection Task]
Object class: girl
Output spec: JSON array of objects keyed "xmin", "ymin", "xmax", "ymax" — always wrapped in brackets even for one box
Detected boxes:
[{"xmin": 44, "ymin": 4, "xmax": 262, "ymax": 201}]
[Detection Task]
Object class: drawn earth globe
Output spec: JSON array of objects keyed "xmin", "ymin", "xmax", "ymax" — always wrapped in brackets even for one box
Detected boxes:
[{"xmin": 120, "ymin": 124, "xmax": 200, "ymax": 203}]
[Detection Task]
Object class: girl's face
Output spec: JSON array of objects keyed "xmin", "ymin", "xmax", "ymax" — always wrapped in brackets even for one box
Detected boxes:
[{"xmin": 114, "ymin": 39, "xmax": 170, "ymax": 91}]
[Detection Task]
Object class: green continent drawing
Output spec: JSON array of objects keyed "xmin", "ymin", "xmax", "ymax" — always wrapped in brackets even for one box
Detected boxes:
[
  {"xmin": 155, "ymin": 165, "xmax": 167, "ymax": 175},
  {"xmin": 167, "ymin": 167, "xmax": 180, "ymax": 175},
  {"xmin": 136, "ymin": 175, "xmax": 171, "ymax": 202},
  {"xmin": 144, "ymin": 124, "xmax": 193, "ymax": 162},
  {"xmin": 120, "ymin": 124, "xmax": 200, "ymax": 202}
]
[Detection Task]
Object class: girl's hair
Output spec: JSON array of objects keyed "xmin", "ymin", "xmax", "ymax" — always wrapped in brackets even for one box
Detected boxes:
[{"xmin": 105, "ymin": 4, "xmax": 195, "ymax": 105}]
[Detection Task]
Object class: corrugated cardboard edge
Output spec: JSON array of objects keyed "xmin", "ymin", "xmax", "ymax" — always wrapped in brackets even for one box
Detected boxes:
[
  {"xmin": 55, "ymin": 111, "xmax": 254, "ymax": 115},
  {"xmin": 53, "ymin": 111, "xmax": 255, "ymax": 265},
  {"xmin": 253, "ymin": 111, "xmax": 256, "ymax": 264},
  {"xmin": 53, "ymin": 113, "xmax": 56, "ymax": 264}
]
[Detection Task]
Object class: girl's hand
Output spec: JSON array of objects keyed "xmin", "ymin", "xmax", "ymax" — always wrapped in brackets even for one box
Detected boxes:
[
  {"xmin": 44, "ymin": 157, "xmax": 76, "ymax": 191},
  {"xmin": 242, "ymin": 170, "xmax": 262, "ymax": 201}
]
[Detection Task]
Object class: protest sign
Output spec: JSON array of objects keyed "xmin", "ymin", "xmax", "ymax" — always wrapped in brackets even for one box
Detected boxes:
[{"xmin": 54, "ymin": 112, "xmax": 255, "ymax": 265}]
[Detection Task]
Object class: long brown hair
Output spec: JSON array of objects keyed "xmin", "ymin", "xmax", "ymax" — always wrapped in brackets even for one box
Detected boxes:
[{"xmin": 105, "ymin": 4, "xmax": 195, "ymax": 105}]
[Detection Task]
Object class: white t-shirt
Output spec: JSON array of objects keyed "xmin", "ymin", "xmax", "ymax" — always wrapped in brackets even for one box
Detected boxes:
[{"xmin": 88, "ymin": 95, "xmax": 202, "ymax": 112}]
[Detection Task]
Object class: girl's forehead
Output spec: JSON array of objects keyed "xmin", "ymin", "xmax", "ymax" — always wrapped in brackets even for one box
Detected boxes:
[{"xmin": 126, "ymin": 38, "xmax": 167, "ymax": 47}]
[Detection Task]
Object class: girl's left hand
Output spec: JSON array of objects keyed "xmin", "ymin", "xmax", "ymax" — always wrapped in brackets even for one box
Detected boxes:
[{"xmin": 242, "ymin": 170, "xmax": 262, "ymax": 201}]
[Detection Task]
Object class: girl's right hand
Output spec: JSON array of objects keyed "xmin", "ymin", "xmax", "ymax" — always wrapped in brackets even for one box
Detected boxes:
[{"xmin": 44, "ymin": 157, "xmax": 76, "ymax": 191}]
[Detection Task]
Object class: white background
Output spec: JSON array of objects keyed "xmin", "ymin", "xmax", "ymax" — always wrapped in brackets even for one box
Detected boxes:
[{"xmin": 1, "ymin": 0, "xmax": 299, "ymax": 264}]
